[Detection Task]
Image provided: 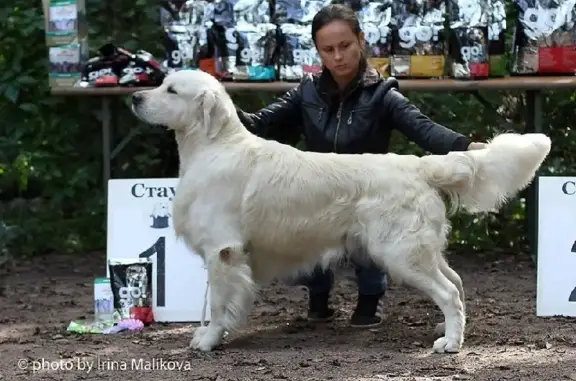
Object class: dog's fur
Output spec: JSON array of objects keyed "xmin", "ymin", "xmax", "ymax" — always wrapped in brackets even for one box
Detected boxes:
[{"xmin": 131, "ymin": 70, "xmax": 551, "ymax": 354}]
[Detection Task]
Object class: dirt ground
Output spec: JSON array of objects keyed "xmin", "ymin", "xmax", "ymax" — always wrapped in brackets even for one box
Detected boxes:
[{"xmin": 1, "ymin": 251, "xmax": 575, "ymax": 381}]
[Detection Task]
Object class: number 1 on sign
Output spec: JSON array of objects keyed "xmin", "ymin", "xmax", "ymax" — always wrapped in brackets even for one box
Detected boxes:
[{"xmin": 139, "ymin": 237, "xmax": 166, "ymax": 307}]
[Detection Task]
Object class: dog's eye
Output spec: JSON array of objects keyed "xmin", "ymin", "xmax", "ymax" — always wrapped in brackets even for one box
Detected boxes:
[{"xmin": 167, "ymin": 86, "xmax": 177, "ymax": 94}]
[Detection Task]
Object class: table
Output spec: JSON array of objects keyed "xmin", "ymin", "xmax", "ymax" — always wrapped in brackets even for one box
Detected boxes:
[
  {"xmin": 52, "ymin": 76, "xmax": 567, "ymax": 187},
  {"xmin": 52, "ymin": 76, "xmax": 576, "ymax": 260}
]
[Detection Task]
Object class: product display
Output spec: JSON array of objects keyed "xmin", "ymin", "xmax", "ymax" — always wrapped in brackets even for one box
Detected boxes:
[
  {"xmin": 44, "ymin": 0, "xmax": 576, "ymax": 87},
  {"xmin": 109, "ymin": 258, "xmax": 155, "ymax": 325},
  {"xmin": 448, "ymin": 0, "xmax": 490, "ymax": 79},
  {"xmin": 512, "ymin": 0, "xmax": 576, "ymax": 74},
  {"xmin": 359, "ymin": 0, "xmax": 393, "ymax": 77},
  {"xmin": 390, "ymin": 0, "xmax": 446, "ymax": 78}
]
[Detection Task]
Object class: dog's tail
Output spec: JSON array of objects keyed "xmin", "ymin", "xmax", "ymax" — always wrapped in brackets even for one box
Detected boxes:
[{"xmin": 420, "ymin": 133, "xmax": 551, "ymax": 214}]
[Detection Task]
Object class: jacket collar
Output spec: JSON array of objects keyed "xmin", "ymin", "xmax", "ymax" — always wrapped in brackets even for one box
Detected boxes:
[{"xmin": 316, "ymin": 58, "xmax": 382, "ymax": 99}]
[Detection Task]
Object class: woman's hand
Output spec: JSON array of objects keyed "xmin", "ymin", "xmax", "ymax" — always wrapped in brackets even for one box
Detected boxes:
[{"xmin": 467, "ymin": 142, "xmax": 487, "ymax": 150}]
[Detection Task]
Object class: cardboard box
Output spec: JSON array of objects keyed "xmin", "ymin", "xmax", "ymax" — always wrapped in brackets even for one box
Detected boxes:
[
  {"xmin": 43, "ymin": 0, "xmax": 88, "ymax": 47},
  {"xmin": 48, "ymin": 43, "xmax": 89, "ymax": 88}
]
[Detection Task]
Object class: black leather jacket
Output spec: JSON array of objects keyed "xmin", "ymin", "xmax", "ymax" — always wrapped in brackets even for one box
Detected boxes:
[{"xmin": 236, "ymin": 63, "xmax": 471, "ymax": 155}]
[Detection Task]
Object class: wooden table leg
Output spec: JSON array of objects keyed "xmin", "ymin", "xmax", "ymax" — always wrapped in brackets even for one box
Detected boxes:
[
  {"xmin": 525, "ymin": 90, "xmax": 543, "ymax": 263},
  {"xmin": 102, "ymin": 96, "xmax": 112, "ymax": 198}
]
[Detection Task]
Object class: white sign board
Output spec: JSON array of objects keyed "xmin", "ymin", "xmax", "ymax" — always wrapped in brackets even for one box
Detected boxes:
[
  {"xmin": 536, "ymin": 176, "xmax": 576, "ymax": 317},
  {"xmin": 106, "ymin": 178, "xmax": 210, "ymax": 323}
]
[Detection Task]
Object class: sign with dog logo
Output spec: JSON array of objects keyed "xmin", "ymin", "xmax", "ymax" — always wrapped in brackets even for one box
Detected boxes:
[
  {"xmin": 536, "ymin": 176, "xmax": 576, "ymax": 317},
  {"xmin": 106, "ymin": 178, "xmax": 210, "ymax": 322}
]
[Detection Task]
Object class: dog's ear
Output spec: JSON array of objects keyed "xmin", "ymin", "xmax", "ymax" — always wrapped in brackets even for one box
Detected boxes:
[{"xmin": 199, "ymin": 88, "xmax": 230, "ymax": 139}]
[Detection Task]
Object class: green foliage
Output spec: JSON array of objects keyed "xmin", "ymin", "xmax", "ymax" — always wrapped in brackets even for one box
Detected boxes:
[{"xmin": 1, "ymin": 0, "xmax": 576, "ymax": 258}]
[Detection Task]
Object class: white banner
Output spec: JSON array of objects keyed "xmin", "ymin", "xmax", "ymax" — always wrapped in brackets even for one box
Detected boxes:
[
  {"xmin": 536, "ymin": 176, "xmax": 576, "ymax": 317},
  {"xmin": 106, "ymin": 178, "xmax": 210, "ymax": 322}
]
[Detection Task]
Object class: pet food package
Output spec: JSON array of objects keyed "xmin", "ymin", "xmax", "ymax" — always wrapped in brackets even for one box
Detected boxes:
[
  {"xmin": 109, "ymin": 258, "xmax": 155, "ymax": 325},
  {"xmin": 223, "ymin": 22, "xmax": 278, "ymax": 81},
  {"xmin": 390, "ymin": 0, "xmax": 447, "ymax": 78},
  {"xmin": 210, "ymin": 0, "xmax": 241, "ymax": 79},
  {"xmin": 512, "ymin": 0, "xmax": 576, "ymax": 75},
  {"xmin": 447, "ymin": 0, "xmax": 490, "ymax": 79},
  {"xmin": 163, "ymin": 23, "xmax": 213, "ymax": 73},
  {"xmin": 359, "ymin": 0, "xmax": 393, "ymax": 77},
  {"xmin": 94, "ymin": 277, "xmax": 114, "ymax": 323},
  {"xmin": 488, "ymin": 0, "xmax": 507, "ymax": 76},
  {"xmin": 76, "ymin": 44, "xmax": 165, "ymax": 88},
  {"xmin": 211, "ymin": 0, "xmax": 278, "ymax": 81},
  {"xmin": 274, "ymin": 0, "xmax": 328, "ymax": 81},
  {"xmin": 160, "ymin": 0, "xmax": 215, "ymax": 74},
  {"xmin": 278, "ymin": 23, "xmax": 323, "ymax": 81}
]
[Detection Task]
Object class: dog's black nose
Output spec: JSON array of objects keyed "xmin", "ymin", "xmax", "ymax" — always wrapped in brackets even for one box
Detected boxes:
[{"xmin": 132, "ymin": 93, "xmax": 143, "ymax": 106}]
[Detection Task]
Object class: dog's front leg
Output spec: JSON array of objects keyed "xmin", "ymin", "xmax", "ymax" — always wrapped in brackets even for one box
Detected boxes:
[{"xmin": 190, "ymin": 244, "xmax": 255, "ymax": 352}]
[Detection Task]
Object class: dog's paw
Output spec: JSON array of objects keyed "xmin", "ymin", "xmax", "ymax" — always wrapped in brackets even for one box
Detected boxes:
[
  {"xmin": 189, "ymin": 326, "xmax": 209, "ymax": 349},
  {"xmin": 434, "ymin": 322, "xmax": 445, "ymax": 337},
  {"xmin": 432, "ymin": 336, "xmax": 461, "ymax": 354},
  {"xmin": 189, "ymin": 326, "xmax": 222, "ymax": 352}
]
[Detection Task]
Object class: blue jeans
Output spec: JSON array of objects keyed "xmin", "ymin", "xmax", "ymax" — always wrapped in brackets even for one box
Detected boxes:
[{"xmin": 298, "ymin": 257, "xmax": 388, "ymax": 296}]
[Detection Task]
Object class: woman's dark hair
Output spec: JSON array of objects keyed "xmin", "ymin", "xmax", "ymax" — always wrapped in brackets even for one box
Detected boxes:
[{"xmin": 311, "ymin": 4, "xmax": 362, "ymax": 45}]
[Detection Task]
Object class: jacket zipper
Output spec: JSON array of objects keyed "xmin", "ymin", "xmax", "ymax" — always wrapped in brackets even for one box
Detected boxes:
[
  {"xmin": 333, "ymin": 84, "xmax": 359, "ymax": 152},
  {"xmin": 334, "ymin": 103, "xmax": 343, "ymax": 152}
]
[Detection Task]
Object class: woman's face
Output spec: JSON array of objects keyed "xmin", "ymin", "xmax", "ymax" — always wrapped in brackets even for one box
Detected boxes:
[{"xmin": 315, "ymin": 20, "xmax": 364, "ymax": 81}]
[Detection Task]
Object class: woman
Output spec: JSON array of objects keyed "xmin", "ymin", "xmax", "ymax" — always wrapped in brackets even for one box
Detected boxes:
[{"xmin": 235, "ymin": 4, "xmax": 486, "ymax": 328}]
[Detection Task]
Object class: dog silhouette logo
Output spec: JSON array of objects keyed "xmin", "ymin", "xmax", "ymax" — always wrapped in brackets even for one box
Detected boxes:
[{"xmin": 150, "ymin": 202, "xmax": 171, "ymax": 229}]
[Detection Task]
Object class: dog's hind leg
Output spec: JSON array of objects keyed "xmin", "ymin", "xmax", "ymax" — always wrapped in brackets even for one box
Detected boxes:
[
  {"xmin": 433, "ymin": 256, "xmax": 465, "ymax": 336},
  {"xmin": 190, "ymin": 243, "xmax": 256, "ymax": 352},
  {"xmin": 369, "ymin": 243, "xmax": 465, "ymax": 353}
]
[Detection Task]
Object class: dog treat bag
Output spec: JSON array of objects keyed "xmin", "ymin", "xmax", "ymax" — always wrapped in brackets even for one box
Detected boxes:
[
  {"xmin": 390, "ymin": 0, "xmax": 446, "ymax": 78},
  {"xmin": 359, "ymin": 0, "xmax": 393, "ymax": 77},
  {"xmin": 109, "ymin": 258, "xmax": 155, "ymax": 325},
  {"xmin": 512, "ymin": 0, "xmax": 576, "ymax": 74},
  {"xmin": 448, "ymin": 0, "xmax": 490, "ymax": 79},
  {"xmin": 488, "ymin": 0, "xmax": 507, "ymax": 76}
]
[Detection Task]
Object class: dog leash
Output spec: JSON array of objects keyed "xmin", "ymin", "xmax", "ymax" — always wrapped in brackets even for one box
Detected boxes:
[{"xmin": 200, "ymin": 279, "xmax": 209, "ymax": 326}]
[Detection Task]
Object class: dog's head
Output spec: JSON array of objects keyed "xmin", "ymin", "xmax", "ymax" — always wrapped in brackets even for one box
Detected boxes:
[{"xmin": 131, "ymin": 69, "xmax": 233, "ymax": 139}]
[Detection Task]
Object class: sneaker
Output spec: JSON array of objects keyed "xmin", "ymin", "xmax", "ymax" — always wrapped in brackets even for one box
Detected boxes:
[
  {"xmin": 349, "ymin": 293, "xmax": 383, "ymax": 328},
  {"xmin": 307, "ymin": 292, "xmax": 336, "ymax": 322}
]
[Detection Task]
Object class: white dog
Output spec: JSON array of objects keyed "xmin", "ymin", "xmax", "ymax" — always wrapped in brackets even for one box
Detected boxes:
[{"xmin": 131, "ymin": 69, "xmax": 551, "ymax": 354}]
